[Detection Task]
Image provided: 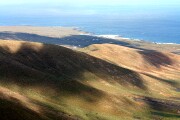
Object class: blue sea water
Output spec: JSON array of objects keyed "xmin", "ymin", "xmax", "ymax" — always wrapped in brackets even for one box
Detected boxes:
[{"xmin": 1, "ymin": 10, "xmax": 180, "ymax": 44}]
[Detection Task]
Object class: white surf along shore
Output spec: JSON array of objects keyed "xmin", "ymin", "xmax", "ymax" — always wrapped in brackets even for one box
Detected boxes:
[{"xmin": 0, "ymin": 26, "xmax": 179, "ymax": 45}]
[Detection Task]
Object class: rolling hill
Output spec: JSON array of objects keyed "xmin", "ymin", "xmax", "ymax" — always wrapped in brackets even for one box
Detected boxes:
[{"xmin": 0, "ymin": 40, "xmax": 179, "ymax": 120}]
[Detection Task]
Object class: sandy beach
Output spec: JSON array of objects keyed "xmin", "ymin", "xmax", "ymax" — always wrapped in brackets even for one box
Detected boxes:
[{"xmin": 0, "ymin": 26, "xmax": 180, "ymax": 54}]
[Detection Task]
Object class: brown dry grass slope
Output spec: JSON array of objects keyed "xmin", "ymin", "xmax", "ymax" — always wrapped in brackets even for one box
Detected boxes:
[{"xmin": 0, "ymin": 40, "xmax": 179, "ymax": 120}]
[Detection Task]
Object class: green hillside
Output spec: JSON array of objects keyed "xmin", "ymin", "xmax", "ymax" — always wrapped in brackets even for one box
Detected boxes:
[{"xmin": 0, "ymin": 40, "xmax": 179, "ymax": 120}]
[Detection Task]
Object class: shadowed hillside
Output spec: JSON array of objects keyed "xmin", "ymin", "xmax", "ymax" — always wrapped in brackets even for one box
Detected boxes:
[
  {"xmin": 0, "ymin": 40, "xmax": 179, "ymax": 120},
  {"xmin": 1, "ymin": 30, "xmax": 180, "ymax": 54},
  {"xmin": 0, "ymin": 32, "xmax": 131, "ymax": 47},
  {"xmin": 82, "ymin": 44, "xmax": 180, "ymax": 78}
]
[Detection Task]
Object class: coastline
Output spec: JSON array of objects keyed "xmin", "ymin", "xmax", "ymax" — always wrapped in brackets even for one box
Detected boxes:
[
  {"xmin": 1, "ymin": 25, "xmax": 179, "ymax": 45},
  {"xmin": 92, "ymin": 34, "xmax": 180, "ymax": 45},
  {"xmin": 0, "ymin": 26, "xmax": 180, "ymax": 54}
]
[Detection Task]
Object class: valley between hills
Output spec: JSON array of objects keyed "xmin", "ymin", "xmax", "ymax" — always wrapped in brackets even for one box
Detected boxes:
[{"xmin": 0, "ymin": 26, "xmax": 180, "ymax": 120}]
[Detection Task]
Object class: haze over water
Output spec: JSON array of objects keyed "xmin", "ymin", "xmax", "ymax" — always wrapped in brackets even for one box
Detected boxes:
[{"xmin": 1, "ymin": 0, "xmax": 180, "ymax": 44}]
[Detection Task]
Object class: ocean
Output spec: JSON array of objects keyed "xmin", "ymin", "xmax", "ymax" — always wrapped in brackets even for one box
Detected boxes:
[{"xmin": 1, "ymin": 8, "xmax": 180, "ymax": 44}]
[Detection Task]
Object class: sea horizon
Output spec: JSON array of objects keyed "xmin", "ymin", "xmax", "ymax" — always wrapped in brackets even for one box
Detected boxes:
[{"xmin": 1, "ymin": 5, "xmax": 180, "ymax": 44}]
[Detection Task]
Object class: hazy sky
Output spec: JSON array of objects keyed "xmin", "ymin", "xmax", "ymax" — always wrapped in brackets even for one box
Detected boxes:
[
  {"xmin": 0, "ymin": 0, "xmax": 179, "ymax": 5},
  {"xmin": 0, "ymin": 0, "xmax": 180, "ymax": 16}
]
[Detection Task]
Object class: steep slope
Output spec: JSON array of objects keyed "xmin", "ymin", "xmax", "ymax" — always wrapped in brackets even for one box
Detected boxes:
[
  {"xmin": 82, "ymin": 44, "xmax": 180, "ymax": 80},
  {"xmin": 82, "ymin": 44, "xmax": 180, "ymax": 99},
  {"xmin": 0, "ymin": 40, "xmax": 179, "ymax": 120}
]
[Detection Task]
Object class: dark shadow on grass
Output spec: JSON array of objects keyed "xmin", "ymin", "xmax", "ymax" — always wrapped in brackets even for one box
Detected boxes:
[
  {"xmin": 0, "ymin": 32, "xmax": 132, "ymax": 47},
  {"xmin": 143, "ymin": 73, "xmax": 180, "ymax": 92},
  {"xmin": 151, "ymin": 111, "xmax": 180, "ymax": 119},
  {"xmin": 0, "ymin": 41, "xmax": 147, "ymax": 103},
  {"xmin": 138, "ymin": 50, "xmax": 173, "ymax": 68},
  {"xmin": 0, "ymin": 97, "xmax": 44, "ymax": 120},
  {"xmin": 0, "ymin": 32, "xmax": 175, "ymax": 69},
  {"xmin": 0, "ymin": 93, "xmax": 79, "ymax": 120},
  {"xmin": 138, "ymin": 97, "xmax": 180, "ymax": 114}
]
